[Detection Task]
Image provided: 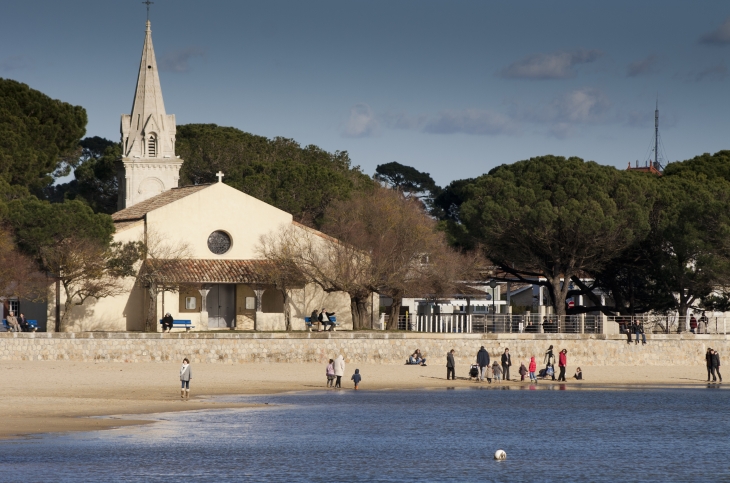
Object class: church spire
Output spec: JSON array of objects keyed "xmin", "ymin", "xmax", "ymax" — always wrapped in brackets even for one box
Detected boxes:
[{"xmin": 118, "ymin": 18, "xmax": 182, "ymax": 211}]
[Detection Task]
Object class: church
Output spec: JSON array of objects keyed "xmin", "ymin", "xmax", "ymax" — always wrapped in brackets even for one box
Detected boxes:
[{"xmin": 56, "ymin": 19, "xmax": 368, "ymax": 332}]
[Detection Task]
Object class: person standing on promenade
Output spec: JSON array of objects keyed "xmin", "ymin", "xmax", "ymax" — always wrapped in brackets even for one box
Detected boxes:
[
  {"xmin": 326, "ymin": 359, "xmax": 335, "ymax": 387},
  {"xmin": 529, "ymin": 356, "xmax": 537, "ymax": 383},
  {"xmin": 446, "ymin": 349, "xmax": 456, "ymax": 380},
  {"xmin": 712, "ymin": 350, "xmax": 722, "ymax": 382},
  {"xmin": 334, "ymin": 355, "xmax": 345, "ymax": 388},
  {"xmin": 501, "ymin": 348, "xmax": 512, "ymax": 381},
  {"xmin": 634, "ymin": 321, "xmax": 646, "ymax": 345},
  {"xmin": 690, "ymin": 314, "xmax": 698, "ymax": 334},
  {"xmin": 558, "ymin": 349, "xmax": 568, "ymax": 382},
  {"xmin": 544, "ymin": 345, "xmax": 555, "ymax": 380},
  {"xmin": 706, "ymin": 348, "xmax": 714, "ymax": 382},
  {"xmin": 180, "ymin": 358, "xmax": 192, "ymax": 400},
  {"xmin": 476, "ymin": 346, "xmax": 490, "ymax": 382}
]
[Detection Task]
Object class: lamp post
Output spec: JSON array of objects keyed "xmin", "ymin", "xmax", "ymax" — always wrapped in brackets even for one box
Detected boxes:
[{"xmin": 489, "ymin": 279, "xmax": 497, "ymax": 332}]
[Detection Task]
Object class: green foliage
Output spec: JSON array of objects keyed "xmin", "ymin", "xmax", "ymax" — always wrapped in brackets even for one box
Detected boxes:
[
  {"xmin": 177, "ymin": 124, "xmax": 373, "ymax": 225},
  {"xmin": 459, "ymin": 155, "xmax": 655, "ymax": 315},
  {"xmin": 7, "ymin": 197, "xmax": 114, "ymax": 261},
  {"xmin": 663, "ymin": 150, "xmax": 730, "ymax": 182},
  {"xmin": 48, "ymin": 137, "xmax": 120, "ymax": 214},
  {"xmin": 0, "ymin": 78, "xmax": 87, "ymax": 192}
]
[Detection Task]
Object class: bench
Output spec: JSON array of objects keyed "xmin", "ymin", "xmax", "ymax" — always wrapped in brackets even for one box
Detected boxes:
[
  {"xmin": 2, "ymin": 319, "xmax": 38, "ymax": 332},
  {"xmin": 159, "ymin": 319, "xmax": 194, "ymax": 331},
  {"xmin": 304, "ymin": 316, "xmax": 337, "ymax": 331}
]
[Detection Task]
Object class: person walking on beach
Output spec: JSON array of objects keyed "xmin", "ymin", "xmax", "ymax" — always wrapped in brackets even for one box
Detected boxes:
[
  {"xmin": 711, "ymin": 350, "xmax": 722, "ymax": 382},
  {"xmin": 492, "ymin": 361, "xmax": 502, "ymax": 383},
  {"xmin": 326, "ymin": 359, "xmax": 335, "ymax": 387},
  {"xmin": 501, "ymin": 348, "xmax": 512, "ymax": 381},
  {"xmin": 477, "ymin": 346, "xmax": 490, "ymax": 382},
  {"xmin": 334, "ymin": 355, "xmax": 345, "ymax": 388},
  {"xmin": 706, "ymin": 348, "xmax": 714, "ymax": 382},
  {"xmin": 529, "ymin": 356, "xmax": 537, "ymax": 383},
  {"xmin": 544, "ymin": 345, "xmax": 556, "ymax": 380},
  {"xmin": 518, "ymin": 362, "xmax": 528, "ymax": 381},
  {"xmin": 351, "ymin": 369, "xmax": 362, "ymax": 390},
  {"xmin": 558, "ymin": 349, "xmax": 567, "ymax": 382},
  {"xmin": 180, "ymin": 358, "xmax": 192, "ymax": 400},
  {"xmin": 446, "ymin": 349, "xmax": 456, "ymax": 380}
]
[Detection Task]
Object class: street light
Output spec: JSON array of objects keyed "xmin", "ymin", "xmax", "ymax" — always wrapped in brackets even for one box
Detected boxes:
[{"xmin": 489, "ymin": 279, "xmax": 497, "ymax": 332}]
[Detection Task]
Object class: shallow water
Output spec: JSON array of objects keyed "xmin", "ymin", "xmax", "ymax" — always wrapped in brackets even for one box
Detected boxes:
[{"xmin": 2, "ymin": 385, "xmax": 729, "ymax": 482}]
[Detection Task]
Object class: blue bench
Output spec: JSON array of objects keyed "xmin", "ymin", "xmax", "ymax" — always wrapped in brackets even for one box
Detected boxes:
[
  {"xmin": 159, "ymin": 319, "xmax": 194, "ymax": 331},
  {"xmin": 305, "ymin": 316, "xmax": 337, "ymax": 331},
  {"xmin": 2, "ymin": 319, "xmax": 38, "ymax": 332}
]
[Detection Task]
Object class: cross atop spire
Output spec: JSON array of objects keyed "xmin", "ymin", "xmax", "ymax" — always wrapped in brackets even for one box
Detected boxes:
[{"xmin": 143, "ymin": 0, "xmax": 154, "ymax": 21}]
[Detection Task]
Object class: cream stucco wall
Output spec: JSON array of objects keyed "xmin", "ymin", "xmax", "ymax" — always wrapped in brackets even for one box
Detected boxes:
[{"xmin": 146, "ymin": 182, "xmax": 293, "ymax": 259}]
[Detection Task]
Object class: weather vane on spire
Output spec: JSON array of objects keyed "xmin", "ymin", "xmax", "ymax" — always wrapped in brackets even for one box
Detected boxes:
[{"xmin": 143, "ymin": 0, "xmax": 154, "ymax": 21}]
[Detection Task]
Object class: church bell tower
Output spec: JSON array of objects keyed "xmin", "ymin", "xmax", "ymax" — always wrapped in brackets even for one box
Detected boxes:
[{"xmin": 117, "ymin": 19, "xmax": 182, "ymax": 210}]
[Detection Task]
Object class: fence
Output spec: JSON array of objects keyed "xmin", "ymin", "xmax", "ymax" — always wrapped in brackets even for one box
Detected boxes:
[
  {"xmin": 395, "ymin": 314, "xmax": 603, "ymax": 334},
  {"xmin": 607, "ymin": 315, "xmax": 728, "ymax": 335}
]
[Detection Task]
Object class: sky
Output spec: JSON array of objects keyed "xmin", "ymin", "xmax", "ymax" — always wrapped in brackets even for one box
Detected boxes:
[{"xmin": 2, "ymin": 0, "xmax": 730, "ymax": 186}]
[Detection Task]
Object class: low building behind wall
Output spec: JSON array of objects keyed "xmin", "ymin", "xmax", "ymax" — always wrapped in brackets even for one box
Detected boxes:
[{"xmin": 0, "ymin": 332, "xmax": 726, "ymax": 366}]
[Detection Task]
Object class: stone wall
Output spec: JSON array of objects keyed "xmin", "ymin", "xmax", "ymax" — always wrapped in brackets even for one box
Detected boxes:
[{"xmin": 0, "ymin": 332, "xmax": 726, "ymax": 366}]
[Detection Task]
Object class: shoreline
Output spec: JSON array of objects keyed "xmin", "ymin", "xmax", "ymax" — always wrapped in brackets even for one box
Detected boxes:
[{"xmin": 1, "ymin": 361, "xmax": 722, "ymax": 441}]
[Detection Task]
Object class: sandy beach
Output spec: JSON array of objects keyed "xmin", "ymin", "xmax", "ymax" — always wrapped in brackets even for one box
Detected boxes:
[{"xmin": 1, "ymin": 360, "xmax": 717, "ymax": 440}]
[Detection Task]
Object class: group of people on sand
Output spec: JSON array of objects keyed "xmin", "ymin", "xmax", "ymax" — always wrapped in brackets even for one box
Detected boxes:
[
  {"xmin": 446, "ymin": 345, "xmax": 581, "ymax": 383},
  {"xmin": 706, "ymin": 348, "xmax": 723, "ymax": 382},
  {"xmin": 325, "ymin": 355, "xmax": 361, "ymax": 389}
]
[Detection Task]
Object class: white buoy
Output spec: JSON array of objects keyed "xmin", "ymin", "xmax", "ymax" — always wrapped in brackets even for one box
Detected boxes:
[{"xmin": 494, "ymin": 450, "xmax": 507, "ymax": 460}]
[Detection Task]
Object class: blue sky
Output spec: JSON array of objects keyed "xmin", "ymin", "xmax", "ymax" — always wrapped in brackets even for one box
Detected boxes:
[{"xmin": 2, "ymin": 1, "xmax": 730, "ymax": 186}]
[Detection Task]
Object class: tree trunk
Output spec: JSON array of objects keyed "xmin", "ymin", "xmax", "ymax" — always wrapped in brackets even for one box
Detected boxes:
[
  {"xmin": 146, "ymin": 283, "xmax": 157, "ymax": 332},
  {"xmin": 548, "ymin": 274, "xmax": 571, "ymax": 317},
  {"xmin": 386, "ymin": 294, "xmax": 403, "ymax": 330},
  {"xmin": 350, "ymin": 295, "xmax": 369, "ymax": 330},
  {"xmin": 282, "ymin": 288, "xmax": 292, "ymax": 331},
  {"xmin": 60, "ymin": 282, "xmax": 73, "ymax": 331}
]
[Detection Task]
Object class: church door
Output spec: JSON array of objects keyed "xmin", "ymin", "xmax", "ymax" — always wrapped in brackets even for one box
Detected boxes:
[{"xmin": 206, "ymin": 285, "xmax": 235, "ymax": 329}]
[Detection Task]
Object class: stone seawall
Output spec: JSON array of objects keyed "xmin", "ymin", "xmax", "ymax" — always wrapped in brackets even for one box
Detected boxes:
[{"xmin": 0, "ymin": 332, "xmax": 726, "ymax": 366}]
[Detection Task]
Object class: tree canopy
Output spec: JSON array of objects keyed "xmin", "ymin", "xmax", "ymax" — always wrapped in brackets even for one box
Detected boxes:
[
  {"xmin": 458, "ymin": 155, "xmax": 655, "ymax": 316},
  {"xmin": 177, "ymin": 123, "xmax": 373, "ymax": 225},
  {"xmin": 0, "ymin": 78, "xmax": 87, "ymax": 192}
]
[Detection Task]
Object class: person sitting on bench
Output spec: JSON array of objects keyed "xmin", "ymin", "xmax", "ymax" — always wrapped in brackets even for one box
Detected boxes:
[
  {"xmin": 319, "ymin": 308, "xmax": 336, "ymax": 331},
  {"xmin": 18, "ymin": 313, "xmax": 31, "ymax": 332},
  {"xmin": 161, "ymin": 313, "xmax": 174, "ymax": 333}
]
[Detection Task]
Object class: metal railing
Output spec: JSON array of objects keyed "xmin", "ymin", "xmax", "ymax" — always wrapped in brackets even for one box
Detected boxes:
[
  {"xmin": 394, "ymin": 314, "xmax": 603, "ymax": 334},
  {"xmin": 607, "ymin": 315, "xmax": 728, "ymax": 335}
]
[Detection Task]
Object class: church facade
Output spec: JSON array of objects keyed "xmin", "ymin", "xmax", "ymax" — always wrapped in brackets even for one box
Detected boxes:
[{"xmin": 53, "ymin": 19, "xmax": 368, "ymax": 332}]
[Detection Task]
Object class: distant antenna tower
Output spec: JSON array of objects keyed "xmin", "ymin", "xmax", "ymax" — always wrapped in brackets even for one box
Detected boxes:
[{"xmin": 641, "ymin": 97, "xmax": 667, "ymax": 172}]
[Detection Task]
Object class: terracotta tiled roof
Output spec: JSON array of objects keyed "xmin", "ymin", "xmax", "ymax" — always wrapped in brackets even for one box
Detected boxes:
[
  {"xmin": 112, "ymin": 184, "xmax": 212, "ymax": 222},
  {"xmin": 143, "ymin": 259, "xmax": 303, "ymax": 285}
]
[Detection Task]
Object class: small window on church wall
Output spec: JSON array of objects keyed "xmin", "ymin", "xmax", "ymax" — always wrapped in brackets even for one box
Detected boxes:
[
  {"xmin": 148, "ymin": 135, "xmax": 156, "ymax": 157},
  {"xmin": 207, "ymin": 231, "xmax": 232, "ymax": 255},
  {"xmin": 185, "ymin": 297, "xmax": 197, "ymax": 310}
]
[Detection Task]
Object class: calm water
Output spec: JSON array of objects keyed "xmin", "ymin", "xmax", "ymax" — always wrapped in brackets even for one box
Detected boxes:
[{"xmin": 2, "ymin": 386, "xmax": 729, "ymax": 482}]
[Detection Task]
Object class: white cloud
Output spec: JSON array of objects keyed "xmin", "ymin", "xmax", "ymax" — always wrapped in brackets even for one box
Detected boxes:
[
  {"xmin": 546, "ymin": 88, "xmax": 611, "ymax": 123},
  {"xmin": 342, "ymin": 103, "xmax": 379, "ymax": 138},
  {"xmin": 422, "ymin": 109, "xmax": 518, "ymax": 136},
  {"xmin": 627, "ymin": 54, "xmax": 659, "ymax": 77},
  {"xmin": 499, "ymin": 49, "xmax": 604, "ymax": 80},
  {"xmin": 700, "ymin": 17, "xmax": 730, "ymax": 45},
  {"xmin": 159, "ymin": 48, "xmax": 205, "ymax": 72}
]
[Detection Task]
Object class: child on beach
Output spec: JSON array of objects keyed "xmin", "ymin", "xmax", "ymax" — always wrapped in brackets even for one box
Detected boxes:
[
  {"xmin": 180, "ymin": 358, "xmax": 192, "ymax": 400},
  {"xmin": 326, "ymin": 359, "xmax": 335, "ymax": 387},
  {"xmin": 529, "ymin": 356, "xmax": 537, "ymax": 383},
  {"xmin": 574, "ymin": 367, "xmax": 583, "ymax": 380},
  {"xmin": 492, "ymin": 361, "xmax": 502, "ymax": 383},
  {"xmin": 485, "ymin": 362, "xmax": 493, "ymax": 383},
  {"xmin": 518, "ymin": 362, "xmax": 528, "ymax": 381},
  {"xmin": 351, "ymin": 369, "xmax": 362, "ymax": 390}
]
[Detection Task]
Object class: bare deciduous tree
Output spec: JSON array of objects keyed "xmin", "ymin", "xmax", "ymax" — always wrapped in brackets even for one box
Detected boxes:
[{"xmin": 0, "ymin": 229, "xmax": 48, "ymax": 302}]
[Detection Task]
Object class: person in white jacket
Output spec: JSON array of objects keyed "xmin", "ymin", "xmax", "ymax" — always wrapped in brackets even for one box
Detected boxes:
[{"xmin": 333, "ymin": 355, "xmax": 345, "ymax": 388}]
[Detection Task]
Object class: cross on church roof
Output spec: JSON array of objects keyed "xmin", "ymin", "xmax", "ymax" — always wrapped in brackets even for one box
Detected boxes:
[
  {"xmin": 216, "ymin": 171, "xmax": 225, "ymax": 183},
  {"xmin": 143, "ymin": 0, "xmax": 154, "ymax": 21}
]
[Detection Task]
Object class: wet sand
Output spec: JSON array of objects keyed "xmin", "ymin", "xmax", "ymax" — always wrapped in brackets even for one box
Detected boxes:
[{"xmin": 1, "ymin": 360, "xmax": 717, "ymax": 440}]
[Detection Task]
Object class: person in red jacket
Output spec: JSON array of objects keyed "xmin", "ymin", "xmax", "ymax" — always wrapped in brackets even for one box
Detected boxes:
[
  {"xmin": 528, "ymin": 356, "xmax": 537, "ymax": 383},
  {"xmin": 558, "ymin": 349, "xmax": 568, "ymax": 382}
]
